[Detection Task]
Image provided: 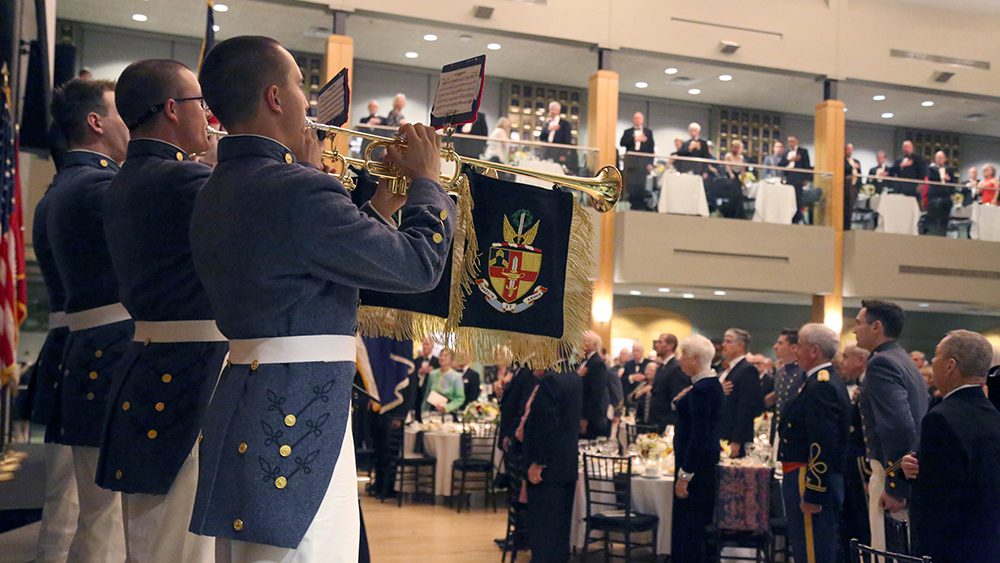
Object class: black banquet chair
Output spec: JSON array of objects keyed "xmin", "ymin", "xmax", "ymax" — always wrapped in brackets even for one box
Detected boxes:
[
  {"xmin": 849, "ymin": 539, "xmax": 932, "ymax": 563},
  {"xmin": 579, "ymin": 453, "xmax": 658, "ymax": 562},
  {"xmin": 451, "ymin": 421, "xmax": 498, "ymax": 512},
  {"xmin": 387, "ymin": 425, "xmax": 436, "ymax": 508},
  {"xmin": 624, "ymin": 423, "xmax": 660, "ymax": 447}
]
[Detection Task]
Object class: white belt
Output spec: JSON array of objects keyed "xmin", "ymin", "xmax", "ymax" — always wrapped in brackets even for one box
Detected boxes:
[
  {"xmin": 228, "ymin": 335, "xmax": 357, "ymax": 365},
  {"xmin": 133, "ymin": 320, "xmax": 226, "ymax": 343},
  {"xmin": 48, "ymin": 312, "xmax": 68, "ymax": 329},
  {"xmin": 66, "ymin": 303, "xmax": 131, "ymax": 332}
]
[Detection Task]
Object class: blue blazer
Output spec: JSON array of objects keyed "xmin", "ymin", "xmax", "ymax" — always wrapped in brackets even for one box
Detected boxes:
[
  {"xmin": 45, "ymin": 150, "xmax": 133, "ymax": 447},
  {"xmin": 187, "ymin": 135, "xmax": 455, "ymax": 548},
  {"xmin": 96, "ymin": 139, "xmax": 228, "ymax": 494}
]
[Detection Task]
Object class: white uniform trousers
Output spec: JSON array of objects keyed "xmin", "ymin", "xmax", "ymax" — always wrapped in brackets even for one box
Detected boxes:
[
  {"xmin": 122, "ymin": 446, "xmax": 213, "ymax": 563},
  {"xmin": 215, "ymin": 412, "xmax": 359, "ymax": 563},
  {"xmin": 35, "ymin": 443, "xmax": 79, "ymax": 563},
  {"xmin": 867, "ymin": 459, "xmax": 908, "ymax": 553},
  {"xmin": 68, "ymin": 446, "xmax": 126, "ymax": 562}
]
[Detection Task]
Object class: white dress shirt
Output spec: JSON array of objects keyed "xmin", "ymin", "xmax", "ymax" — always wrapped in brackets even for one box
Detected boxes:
[{"xmin": 547, "ymin": 116, "xmax": 561, "ymax": 143}]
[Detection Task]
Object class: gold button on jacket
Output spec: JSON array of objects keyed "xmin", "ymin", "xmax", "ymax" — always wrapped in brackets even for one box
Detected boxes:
[
  {"xmin": 279, "ymin": 444, "xmax": 292, "ymax": 457},
  {"xmin": 238, "ymin": 441, "xmax": 248, "ymax": 454},
  {"xmin": 432, "ymin": 232, "xmax": 443, "ymax": 244},
  {"xmin": 233, "ymin": 519, "xmax": 244, "ymax": 531},
  {"xmin": 284, "ymin": 414, "xmax": 297, "ymax": 427},
  {"xmin": 161, "ymin": 373, "xmax": 173, "ymax": 383},
  {"xmin": 275, "ymin": 476, "xmax": 287, "ymax": 489},
  {"xmin": 147, "ymin": 429, "xmax": 158, "ymax": 440}
]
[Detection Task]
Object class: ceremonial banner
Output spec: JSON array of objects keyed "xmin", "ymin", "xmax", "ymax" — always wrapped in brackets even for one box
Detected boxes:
[
  {"xmin": 356, "ymin": 337, "xmax": 414, "ymax": 414},
  {"xmin": 456, "ymin": 171, "xmax": 592, "ymax": 367}
]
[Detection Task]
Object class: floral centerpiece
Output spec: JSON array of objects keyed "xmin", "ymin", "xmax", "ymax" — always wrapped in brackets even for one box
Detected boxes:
[
  {"xmin": 635, "ymin": 433, "xmax": 672, "ymax": 460},
  {"xmin": 462, "ymin": 400, "xmax": 500, "ymax": 424}
]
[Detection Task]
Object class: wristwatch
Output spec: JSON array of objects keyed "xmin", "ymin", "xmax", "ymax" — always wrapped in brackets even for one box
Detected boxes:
[{"xmin": 678, "ymin": 469, "xmax": 694, "ymax": 481}]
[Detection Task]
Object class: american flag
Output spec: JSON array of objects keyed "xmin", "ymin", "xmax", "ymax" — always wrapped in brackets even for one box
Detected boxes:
[{"xmin": 0, "ymin": 65, "xmax": 27, "ymax": 389}]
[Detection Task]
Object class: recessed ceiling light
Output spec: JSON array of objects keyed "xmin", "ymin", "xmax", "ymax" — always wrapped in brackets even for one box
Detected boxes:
[
  {"xmin": 486, "ymin": 43, "xmax": 502, "ymax": 51},
  {"xmin": 212, "ymin": 24, "xmax": 220, "ymax": 32},
  {"xmin": 657, "ymin": 287, "xmax": 671, "ymax": 293},
  {"xmin": 635, "ymin": 81, "xmax": 648, "ymax": 89},
  {"xmin": 718, "ymin": 74, "xmax": 733, "ymax": 82},
  {"xmin": 629, "ymin": 290, "xmax": 642, "ymax": 296},
  {"xmin": 688, "ymin": 88, "xmax": 701, "ymax": 95},
  {"xmin": 872, "ymin": 94, "xmax": 886, "ymax": 101},
  {"xmin": 131, "ymin": 13, "xmax": 148, "ymax": 22},
  {"xmin": 714, "ymin": 290, "xmax": 727, "ymax": 296},
  {"xmin": 664, "ymin": 67, "xmax": 679, "ymax": 75},
  {"xmin": 843, "ymin": 107, "xmax": 848, "ymax": 112},
  {"xmin": 404, "ymin": 51, "xmax": 419, "ymax": 59},
  {"xmin": 213, "ymin": 3, "xmax": 229, "ymax": 12},
  {"xmin": 917, "ymin": 302, "xmax": 930, "ymax": 308},
  {"xmin": 921, "ymin": 100, "xmax": 935, "ymax": 107},
  {"xmin": 459, "ymin": 34, "xmax": 473, "ymax": 42},
  {"xmin": 881, "ymin": 112, "xmax": 894, "ymax": 119},
  {"xmin": 682, "ymin": 293, "xmax": 695, "ymax": 299},
  {"xmin": 423, "ymin": 34, "xmax": 438, "ymax": 42}
]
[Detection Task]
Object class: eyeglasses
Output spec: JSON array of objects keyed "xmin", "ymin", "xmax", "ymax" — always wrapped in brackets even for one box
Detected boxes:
[{"xmin": 128, "ymin": 96, "xmax": 209, "ymax": 130}]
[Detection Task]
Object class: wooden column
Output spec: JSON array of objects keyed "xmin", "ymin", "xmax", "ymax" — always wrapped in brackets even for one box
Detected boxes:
[
  {"xmin": 587, "ymin": 70, "xmax": 619, "ymax": 347},
  {"xmin": 322, "ymin": 34, "xmax": 354, "ymax": 159},
  {"xmin": 812, "ymin": 99, "xmax": 846, "ymax": 333}
]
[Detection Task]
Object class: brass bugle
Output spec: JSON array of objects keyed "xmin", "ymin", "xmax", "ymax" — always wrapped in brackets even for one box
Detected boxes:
[{"xmin": 304, "ymin": 119, "xmax": 621, "ymax": 212}]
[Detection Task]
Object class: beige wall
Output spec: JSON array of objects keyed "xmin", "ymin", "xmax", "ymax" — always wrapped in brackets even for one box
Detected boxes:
[
  {"xmin": 611, "ymin": 306, "xmax": 693, "ymax": 356},
  {"xmin": 323, "ymin": 0, "xmax": 1000, "ymax": 98}
]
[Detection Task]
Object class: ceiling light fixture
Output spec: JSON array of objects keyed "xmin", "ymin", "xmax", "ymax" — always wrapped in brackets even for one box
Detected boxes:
[
  {"xmin": 881, "ymin": 112, "xmax": 894, "ymax": 119},
  {"xmin": 872, "ymin": 94, "xmax": 886, "ymax": 101},
  {"xmin": 629, "ymin": 290, "xmax": 642, "ymax": 296},
  {"xmin": 918, "ymin": 303, "xmax": 930, "ymax": 308},
  {"xmin": 131, "ymin": 13, "xmax": 148, "ymax": 22},
  {"xmin": 486, "ymin": 42, "xmax": 502, "ymax": 51},
  {"xmin": 714, "ymin": 290, "xmax": 727, "ymax": 296},
  {"xmin": 212, "ymin": 24, "xmax": 220, "ymax": 32},
  {"xmin": 688, "ymin": 88, "xmax": 701, "ymax": 95},
  {"xmin": 635, "ymin": 81, "xmax": 648, "ymax": 89},
  {"xmin": 921, "ymin": 100, "xmax": 935, "ymax": 107},
  {"xmin": 213, "ymin": 3, "xmax": 229, "ymax": 12},
  {"xmin": 423, "ymin": 34, "xmax": 438, "ymax": 42},
  {"xmin": 404, "ymin": 52, "xmax": 419, "ymax": 59},
  {"xmin": 664, "ymin": 67, "xmax": 679, "ymax": 75},
  {"xmin": 658, "ymin": 287, "xmax": 671, "ymax": 293},
  {"xmin": 682, "ymin": 293, "xmax": 695, "ymax": 299},
  {"xmin": 718, "ymin": 74, "xmax": 733, "ymax": 82}
]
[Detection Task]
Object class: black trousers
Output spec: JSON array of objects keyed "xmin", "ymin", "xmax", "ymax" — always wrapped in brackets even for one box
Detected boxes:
[
  {"xmin": 672, "ymin": 470, "xmax": 717, "ymax": 563},
  {"xmin": 527, "ymin": 479, "xmax": 577, "ymax": 563},
  {"xmin": 840, "ymin": 457, "xmax": 870, "ymax": 562}
]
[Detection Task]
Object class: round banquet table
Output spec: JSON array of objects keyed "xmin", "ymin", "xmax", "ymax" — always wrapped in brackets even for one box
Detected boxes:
[
  {"xmin": 399, "ymin": 428, "xmax": 462, "ymax": 497},
  {"xmin": 751, "ymin": 181, "xmax": 798, "ymax": 224},
  {"xmin": 570, "ymin": 469, "xmax": 675, "ymax": 555},
  {"xmin": 874, "ymin": 193, "xmax": 920, "ymax": 235},
  {"xmin": 971, "ymin": 203, "xmax": 1000, "ymax": 242},
  {"xmin": 657, "ymin": 172, "xmax": 710, "ymax": 216}
]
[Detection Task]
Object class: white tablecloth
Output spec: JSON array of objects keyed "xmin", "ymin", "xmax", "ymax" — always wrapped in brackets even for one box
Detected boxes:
[
  {"xmin": 658, "ymin": 173, "xmax": 709, "ymax": 216},
  {"xmin": 515, "ymin": 159, "xmax": 566, "ymax": 189},
  {"xmin": 400, "ymin": 429, "xmax": 462, "ymax": 496},
  {"xmin": 751, "ymin": 182, "xmax": 798, "ymax": 224},
  {"xmin": 875, "ymin": 194, "xmax": 920, "ymax": 235},
  {"xmin": 971, "ymin": 204, "xmax": 1000, "ymax": 242},
  {"xmin": 570, "ymin": 470, "xmax": 675, "ymax": 555}
]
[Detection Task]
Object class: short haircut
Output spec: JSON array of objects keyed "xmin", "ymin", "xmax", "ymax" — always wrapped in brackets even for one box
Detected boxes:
[
  {"xmin": 798, "ymin": 323, "xmax": 839, "ymax": 360},
  {"xmin": 660, "ymin": 333, "xmax": 679, "ymax": 351},
  {"xmin": 583, "ymin": 330, "xmax": 603, "ymax": 350},
  {"xmin": 779, "ymin": 328, "xmax": 799, "ymax": 346},
  {"xmin": 688, "ymin": 122, "xmax": 701, "ymax": 131},
  {"xmin": 861, "ymin": 299, "xmax": 905, "ymax": 339},
  {"xmin": 116, "ymin": 59, "xmax": 191, "ymax": 130},
  {"xmin": 725, "ymin": 328, "xmax": 751, "ymax": 351},
  {"xmin": 199, "ymin": 36, "xmax": 290, "ymax": 127},
  {"xmin": 911, "ymin": 351, "xmax": 926, "ymax": 360},
  {"xmin": 680, "ymin": 334, "xmax": 714, "ymax": 373},
  {"xmin": 843, "ymin": 343, "xmax": 870, "ymax": 360},
  {"xmin": 51, "ymin": 79, "xmax": 116, "ymax": 145},
  {"xmin": 939, "ymin": 330, "xmax": 993, "ymax": 379}
]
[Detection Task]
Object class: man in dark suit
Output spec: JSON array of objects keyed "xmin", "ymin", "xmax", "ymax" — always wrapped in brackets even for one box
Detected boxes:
[
  {"xmin": 844, "ymin": 143, "xmax": 862, "ymax": 230},
  {"xmin": 619, "ymin": 112, "xmax": 655, "ymax": 210},
  {"xmin": 719, "ymin": 328, "xmax": 762, "ymax": 458},
  {"xmin": 853, "ymin": 299, "xmax": 928, "ymax": 553},
  {"xmin": 779, "ymin": 135, "xmax": 812, "ymax": 223},
  {"xmin": 577, "ymin": 331, "xmax": 610, "ymax": 439},
  {"xmin": 524, "ymin": 368, "xmax": 584, "ymax": 563},
  {"xmin": 408, "ymin": 339, "xmax": 439, "ymax": 421},
  {"xmin": 868, "ymin": 150, "xmax": 890, "ymax": 195},
  {"xmin": 456, "ymin": 351, "xmax": 481, "ymax": 409},
  {"xmin": 840, "ymin": 344, "xmax": 872, "ymax": 558},
  {"xmin": 675, "ymin": 122, "xmax": 712, "ymax": 177},
  {"xmin": 925, "ymin": 150, "xmax": 956, "ymax": 236},
  {"xmin": 888, "ymin": 140, "xmax": 927, "ymax": 204},
  {"xmin": 620, "ymin": 343, "xmax": 652, "ymax": 404},
  {"xmin": 904, "ymin": 330, "xmax": 1000, "ymax": 563},
  {"xmin": 779, "ymin": 324, "xmax": 851, "ymax": 563},
  {"xmin": 542, "ymin": 101, "xmax": 573, "ymax": 165},
  {"xmin": 650, "ymin": 333, "xmax": 689, "ymax": 431},
  {"xmin": 671, "ymin": 335, "xmax": 724, "ymax": 563}
]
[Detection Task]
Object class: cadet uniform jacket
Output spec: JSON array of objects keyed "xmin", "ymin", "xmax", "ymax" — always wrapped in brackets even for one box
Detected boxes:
[
  {"xmin": 187, "ymin": 135, "xmax": 455, "ymax": 548},
  {"xmin": 859, "ymin": 341, "xmax": 928, "ymax": 499},
  {"xmin": 29, "ymin": 187, "xmax": 69, "ymax": 427},
  {"xmin": 778, "ymin": 364, "xmax": 851, "ymax": 505},
  {"xmin": 96, "ymin": 139, "xmax": 228, "ymax": 494},
  {"xmin": 46, "ymin": 150, "xmax": 133, "ymax": 447}
]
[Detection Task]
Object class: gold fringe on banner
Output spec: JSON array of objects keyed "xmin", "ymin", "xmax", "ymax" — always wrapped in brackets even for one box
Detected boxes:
[
  {"xmin": 453, "ymin": 199, "xmax": 594, "ymax": 368},
  {"xmin": 356, "ymin": 173, "xmax": 478, "ymax": 343}
]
